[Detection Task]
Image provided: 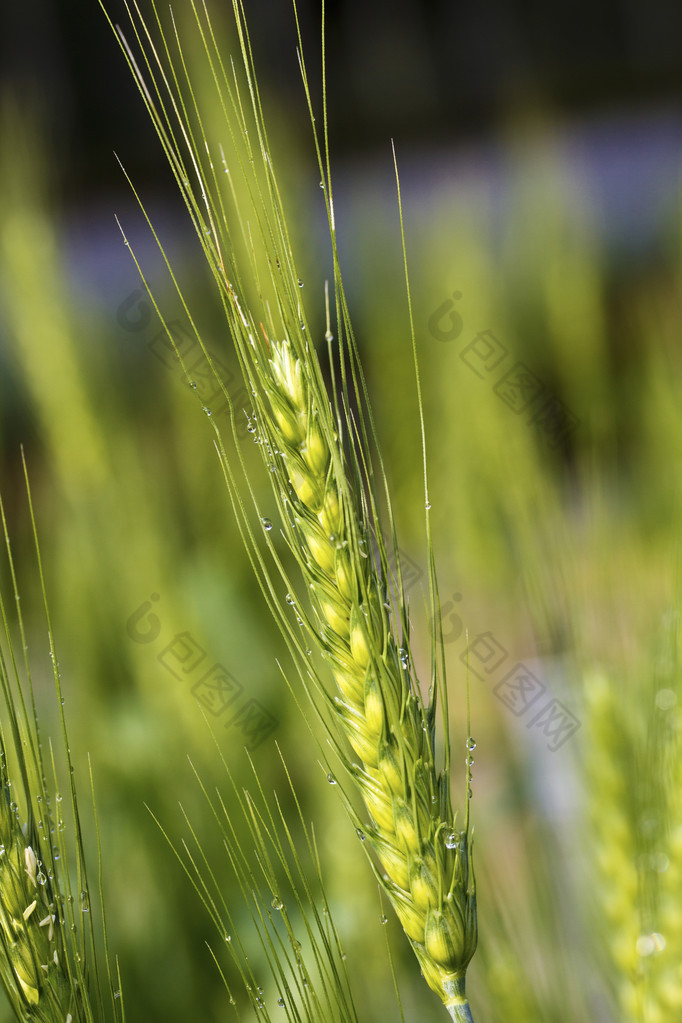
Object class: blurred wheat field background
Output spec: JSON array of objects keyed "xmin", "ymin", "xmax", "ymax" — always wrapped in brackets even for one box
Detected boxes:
[{"xmin": 0, "ymin": 0, "xmax": 681, "ymax": 1020}]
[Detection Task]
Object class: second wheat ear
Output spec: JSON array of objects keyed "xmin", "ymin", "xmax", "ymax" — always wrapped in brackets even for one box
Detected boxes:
[{"xmin": 102, "ymin": 0, "xmax": 478, "ymax": 1016}]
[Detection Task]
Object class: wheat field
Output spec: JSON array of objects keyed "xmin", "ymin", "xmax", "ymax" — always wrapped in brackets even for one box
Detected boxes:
[{"xmin": 0, "ymin": 1, "xmax": 680, "ymax": 1021}]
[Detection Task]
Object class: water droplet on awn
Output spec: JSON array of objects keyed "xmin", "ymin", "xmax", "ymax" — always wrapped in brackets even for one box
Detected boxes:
[{"xmin": 262, "ymin": 518, "xmax": 273, "ymax": 531}]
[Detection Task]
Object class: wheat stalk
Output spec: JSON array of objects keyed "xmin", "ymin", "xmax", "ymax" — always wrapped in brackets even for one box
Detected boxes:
[
  {"xmin": 102, "ymin": 0, "xmax": 478, "ymax": 1016},
  {"xmin": 585, "ymin": 661, "xmax": 682, "ymax": 1023}
]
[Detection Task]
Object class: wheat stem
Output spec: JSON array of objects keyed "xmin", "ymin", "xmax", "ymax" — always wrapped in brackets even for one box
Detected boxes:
[{"xmin": 447, "ymin": 1001, "xmax": 475, "ymax": 1023}]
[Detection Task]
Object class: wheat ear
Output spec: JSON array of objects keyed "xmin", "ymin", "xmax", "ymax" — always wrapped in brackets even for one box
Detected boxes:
[
  {"xmin": 256, "ymin": 338, "xmax": 477, "ymax": 1020},
  {"xmin": 101, "ymin": 0, "xmax": 477, "ymax": 1014},
  {"xmin": 0, "ymin": 749, "xmax": 74, "ymax": 1022}
]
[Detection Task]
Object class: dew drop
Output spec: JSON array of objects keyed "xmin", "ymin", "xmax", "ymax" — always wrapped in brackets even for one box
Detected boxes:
[
  {"xmin": 466, "ymin": 755, "xmax": 474, "ymax": 767},
  {"xmin": 445, "ymin": 829, "xmax": 465, "ymax": 850},
  {"xmin": 286, "ymin": 594, "xmax": 295, "ymax": 605},
  {"xmin": 327, "ymin": 772, "xmax": 337, "ymax": 785},
  {"xmin": 425, "ymin": 501, "xmax": 431, "ymax": 510},
  {"xmin": 655, "ymin": 688, "xmax": 677, "ymax": 710},
  {"xmin": 271, "ymin": 897, "xmax": 283, "ymax": 910},
  {"xmin": 277, "ymin": 997, "xmax": 285, "ymax": 1007},
  {"xmin": 650, "ymin": 852, "xmax": 669, "ymax": 873},
  {"xmin": 466, "ymin": 737, "xmax": 477, "ymax": 751},
  {"xmin": 262, "ymin": 518, "xmax": 273, "ymax": 531},
  {"xmin": 355, "ymin": 828, "xmax": 366, "ymax": 841},
  {"xmin": 636, "ymin": 932, "xmax": 666, "ymax": 956},
  {"xmin": 297, "ymin": 278, "xmax": 304, "ymax": 288},
  {"xmin": 380, "ymin": 915, "xmax": 388, "ymax": 925},
  {"xmin": 399, "ymin": 649, "xmax": 409, "ymax": 669},
  {"xmin": 114, "ymin": 990, "xmax": 121, "ymax": 999}
]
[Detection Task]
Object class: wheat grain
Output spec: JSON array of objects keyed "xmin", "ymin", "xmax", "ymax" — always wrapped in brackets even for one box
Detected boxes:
[{"xmin": 258, "ymin": 338, "xmax": 477, "ymax": 1020}]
